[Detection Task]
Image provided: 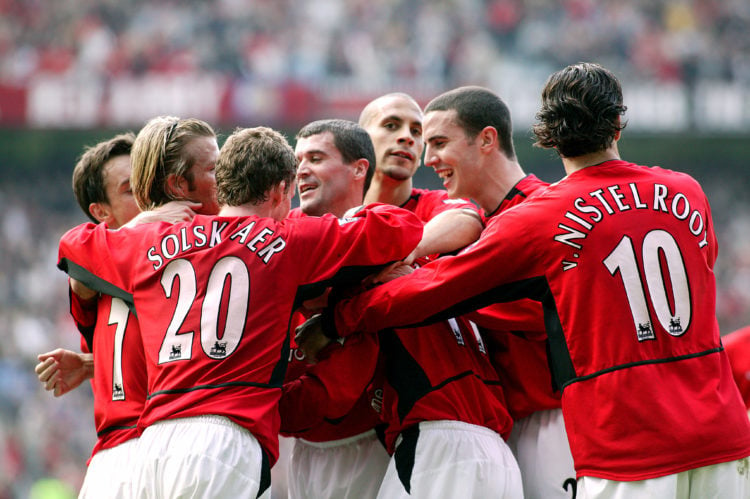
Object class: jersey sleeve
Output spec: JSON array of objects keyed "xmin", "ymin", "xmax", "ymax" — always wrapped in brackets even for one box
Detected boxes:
[
  {"xmin": 325, "ymin": 208, "xmax": 541, "ymax": 337},
  {"xmin": 411, "ymin": 188, "xmax": 478, "ymax": 222},
  {"xmin": 279, "ymin": 333, "xmax": 379, "ymax": 433},
  {"xmin": 289, "ymin": 203, "xmax": 423, "ymax": 286},
  {"xmin": 465, "ymin": 300, "xmax": 546, "ymax": 334},
  {"xmin": 57, "ymin": 223, "xmax": 139, "ymax": 306}
]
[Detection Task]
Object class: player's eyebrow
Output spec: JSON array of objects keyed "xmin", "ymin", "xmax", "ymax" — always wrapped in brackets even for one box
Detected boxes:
[
  {"xmin": 301, "ymin": 148, "xmax": 327, "ymax": 157},
  {"xmin": 380, "ymin": 114, "xmax": 403, "ymax": 124},
  {"xmin": 426, "ymin": 134, "xmax": 447, "ymax": 144}
]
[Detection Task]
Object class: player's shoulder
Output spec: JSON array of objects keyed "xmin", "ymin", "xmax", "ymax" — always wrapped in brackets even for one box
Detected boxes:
[{"xmin": 286, "ymin": 207, "xmax": 306, "ymax": 219}]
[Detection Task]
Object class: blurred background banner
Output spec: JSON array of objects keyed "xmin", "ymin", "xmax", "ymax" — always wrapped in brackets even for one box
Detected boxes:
[
  {"xmin": 1, "ymin": 1, "xmax": 749, "ymax": 498},
  {"xmin": 6, "ymin": 74, "xmax": 750, "ymax": 131}
]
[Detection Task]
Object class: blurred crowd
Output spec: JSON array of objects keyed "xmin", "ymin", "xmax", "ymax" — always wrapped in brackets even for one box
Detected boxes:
[{"xmin": 0, "ymin": 0, "xmax": 749, "ymax": 92}]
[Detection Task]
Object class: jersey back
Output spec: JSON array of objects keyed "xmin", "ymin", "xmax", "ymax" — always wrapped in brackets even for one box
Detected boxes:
[{"xmin": 58, "ymin": 207, "xmax": 421, "ymax": 464}]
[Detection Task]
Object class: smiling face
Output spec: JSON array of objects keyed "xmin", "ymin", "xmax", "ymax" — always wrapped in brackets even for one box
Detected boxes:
[
  {"xmin": 295, "ymin": 131, "xmax": 363, "ymax": 218},
  {"xmin": 423, "ymin": 109, "xmax": 482, "ymax": 201},
  {"xmin": 361, "ymin": 95, "xmax": 423, "ymax": 181}
]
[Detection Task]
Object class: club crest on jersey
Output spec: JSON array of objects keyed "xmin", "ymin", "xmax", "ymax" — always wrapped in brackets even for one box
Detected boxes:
[
  {"xmin": 209, "ymin": 341, "xmax": 228, "ymax": 358},
  {"xmin": 668, "ymin": 317, "xmax": 683, "ymax": 335},
  {"xmin": 112, "ymin": 383, "xmax": 125, "ymax": 401},
  {"xmin": 637, "ymin": 321, "xmax": 655, "ymax": 341},
  {"xmin": 169, "ymin": 344, "xmax": 182, "ymax": 360}
]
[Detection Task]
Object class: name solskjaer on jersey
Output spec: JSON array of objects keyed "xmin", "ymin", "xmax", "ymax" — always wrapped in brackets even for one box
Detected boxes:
[
  {"xmin": 553, "ymin": 181, "xmax": 709, "ymax": 271},
  {"xmin": 147, "ymin": 219, "xmax": 288, "ymax": 270}
]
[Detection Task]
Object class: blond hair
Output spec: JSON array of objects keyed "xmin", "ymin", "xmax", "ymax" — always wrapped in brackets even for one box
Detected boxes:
[{"xmin": 131, "ymin": 116, "xmax": 216, "ymax": 210}]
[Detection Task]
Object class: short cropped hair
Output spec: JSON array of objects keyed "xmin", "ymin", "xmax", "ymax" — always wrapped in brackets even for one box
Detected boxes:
[
  {"xmin": 358, "ymin": 92, "xmax": 422, "ymax": 128},
  {"xmin": 216, "ymin": 127, "xmax": 297, "ymax": 206},
  {"xmin": 296, "ymin": 119, "xmax": 375, "ymax": 196},
  {"xmin": 72, "ymin": 132, "xmax": 135, "ymax": 223},
  {"xmin": 131, "ymin": 116, "xmax": 216, "ymax": 210},
  {"xmin": 425, "ymin": 86, "xmax": 516, "ymax": 160},
  {"xmin": 533, "ymin": 62, "xmax": 627, "ymax": 158}
]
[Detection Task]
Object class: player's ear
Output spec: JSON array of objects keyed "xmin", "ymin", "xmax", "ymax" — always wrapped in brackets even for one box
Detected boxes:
[
  {"xmin": 478, "ymin": 126, "xmax": 498, "ymax": 152},
  {"xmin": 89, "ymin": 202, "xmax": 113, "ymax": 225},
  {"xmin": 270, "ymin": 181, "xmax": 287, "ymax": 207},
  {"xmin": 351, "ymin": 158, "xmax": 369, "ymax": 180}
]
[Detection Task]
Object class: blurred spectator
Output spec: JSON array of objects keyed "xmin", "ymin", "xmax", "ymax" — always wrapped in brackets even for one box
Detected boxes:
[{"xmin": 0, "ymin": 0, "xmax": 748, "ymax": 88}]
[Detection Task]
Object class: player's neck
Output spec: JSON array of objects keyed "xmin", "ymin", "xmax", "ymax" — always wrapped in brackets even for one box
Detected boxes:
[
  {"xmin": 476, "ymin": 160, "xmax": 526, "ymax": 214},
  {"xmin": 364, "ymin": 174, "xmax": 412, "ymax": 207},
  {"xmin": 219, "ymin": 203, "xmax": 273, "ymax": 219},
  {"xmin": 562, "ymin": 146, "xmax": 620, "ymax": 176}
]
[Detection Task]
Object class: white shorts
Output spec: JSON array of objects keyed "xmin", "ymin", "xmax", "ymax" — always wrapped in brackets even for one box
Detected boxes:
[
  {"xmin": 578, "ymin": 457, "xmax": 750, "ymax": 499},
  {"xmin": 132, "ymin": 415, "xmax": 270, "ymax": 499},
  {"xmin": 289, "ymin": 429, "xmax": 389, "ymax": 499},
  {"xmin": 79, "ymin": 438, "xmax": 139, "ymax": 499},
  {"xmin": 376, "ymin": 420, "xmax": 523, "ymax": 499},
  {"xmin": 271, "ymin": 435, "xmax": 294, "ymax": 498},
  {"xmin": 507, "ymin": 408, "xmax": 577, "ymax": 499}
]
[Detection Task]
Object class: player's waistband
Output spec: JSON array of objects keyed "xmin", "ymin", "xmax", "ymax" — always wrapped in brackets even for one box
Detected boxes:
[
  {"xmin": 149, "ymin": 414, "xmax": 246, "ymax": 431},
  {"xmin": 298, "ymin": 429, "xmax": 378, "ymax": 448},
  {"xmin": 395, "ymin": 420, "xmax": 501, "ymax": 448}
]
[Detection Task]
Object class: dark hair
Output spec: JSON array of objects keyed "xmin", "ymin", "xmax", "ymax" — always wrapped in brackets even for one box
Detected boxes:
[
  {"xmin": 533, "ymin": 62, "xmax": 627, "ymax": 158},
  {"xmin": 72, "ymin": 132, "xmax": 135, "ymax": 223},
  {"xmin": 296, "ymin": 119, "xmax": 375, "ymax": 195},
  {"xmin": 425, "ymin": 86, "xmax": 516, "ymax": 160},
  {"xmin": 216, "ymin": 126, "xmax": 297, "ymax": 206}
]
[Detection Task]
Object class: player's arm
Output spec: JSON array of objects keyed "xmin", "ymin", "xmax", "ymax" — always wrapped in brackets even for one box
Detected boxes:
[
  {"xmin": 295, "ymin": 203, "xmax": 423, "ymax": 284},
  {"xmin": 308, "ymin": 210, "xmax": 539, "ymax": 345},
  {"xmin": 279, "ymin": 333, "xmax": 379, "ymax": 433},
  {"xmin": 58, "ymin": 222, "xmax": 134, "ymax": 302},
  {"xmin": 466, "ymin": 300, "xmax": 546, "ymax": 334},
  {"xmin": 122, "ymin": 200, "xmax": 201, "ymax": 228},
  {"xmin": 406, "ymin": 208, "xmax": 482, "ymax": 263},
  {"xmin": 35, "ymin": 349, "xmax": 94, "ymax": 397}
]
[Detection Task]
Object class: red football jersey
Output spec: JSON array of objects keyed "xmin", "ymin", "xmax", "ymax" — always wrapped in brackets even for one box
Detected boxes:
[
  {"xmin": 69, "ymin": 291, "xmax": 146, "ymax": 461},
  {"xmin": 724, "ymin": 326, "xmax": 750, "ymax": 410},
  {"xmin": 279, "ymin": 190, "xmax": 481, "ymax": 442},
  {"xmin": 375, "ymin": 315, "xmax": 512, "ymax": 454},
  {"xmin": 279, "ymin": 209, "xmax": 385, "ymax": 442},
  {"xmin": 468, "ymin": 174, "xmax": 562, "ymax": 420},
  {"xmin": 328, "ymin": 160, "xmax": 750, "ymax": 480},
  {"xmin": 57, "ymin": 205, "xmax": 422, "ymax": 465}
]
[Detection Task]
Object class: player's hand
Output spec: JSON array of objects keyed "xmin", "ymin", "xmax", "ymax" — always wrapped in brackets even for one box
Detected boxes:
[
  {"xmin": 295, "ymin": 314, "xmax": 333, "ymax": 363},
  {"xmin": 35, "ymin": 349, "xmax": 94, "ymax": 397},
  {"xmin": 124, "ymin": 200, "xmax": 201, "ymax": 227},
  {"xmin": 362, "ymin": 261, "xmax": 414, "ymax": 289}
]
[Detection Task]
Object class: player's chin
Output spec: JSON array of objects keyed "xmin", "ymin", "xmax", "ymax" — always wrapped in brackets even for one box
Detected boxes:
[
  {"xmin": 299, "ymin": 198, "xmax": 321, "ymax": 216},
  {"xmin": 383, "ymin": 164, "xmax": 413, "ymax": 182}
]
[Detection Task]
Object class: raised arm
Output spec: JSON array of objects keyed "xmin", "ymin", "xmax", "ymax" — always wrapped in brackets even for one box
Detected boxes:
[{"xmin": 406, "ymin": 208, "xmax": 482, "ymax": 264}]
